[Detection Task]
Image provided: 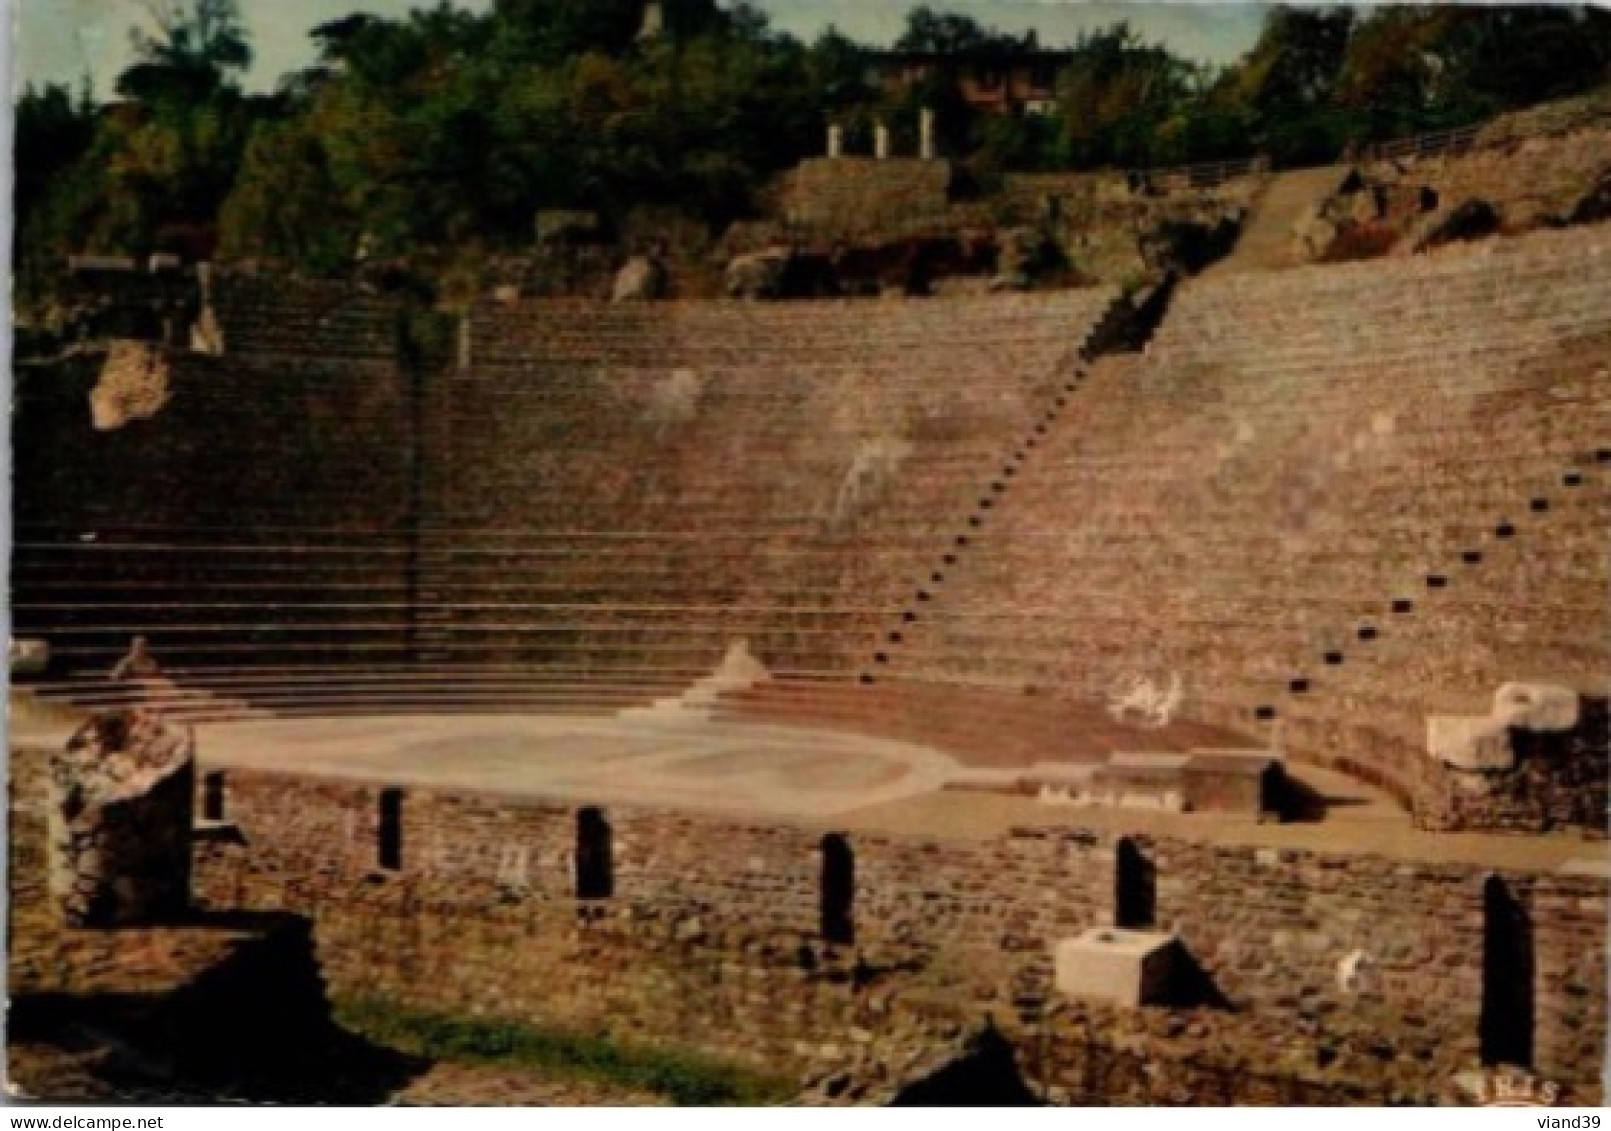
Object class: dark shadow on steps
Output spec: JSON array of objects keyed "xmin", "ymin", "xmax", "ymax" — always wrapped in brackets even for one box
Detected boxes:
[
  {"xmin": 890, "ymin": 1026, "xmax": 1042, "ymax": 1106},
  {"xmin": 1277, "ymin": 774, "xmax": 1376, "ymax": 824}
]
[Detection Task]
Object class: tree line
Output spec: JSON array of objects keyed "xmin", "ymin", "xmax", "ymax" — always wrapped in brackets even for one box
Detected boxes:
[{"xmin": 15, "ymin": 0, "xmax": 1611, "ymax": 289}]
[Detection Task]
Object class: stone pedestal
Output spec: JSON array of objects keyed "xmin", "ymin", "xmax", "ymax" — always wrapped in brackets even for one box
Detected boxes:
[{"xmin": 1054, "ymin": 927, "xmax": 1178, "ymax": 1008}]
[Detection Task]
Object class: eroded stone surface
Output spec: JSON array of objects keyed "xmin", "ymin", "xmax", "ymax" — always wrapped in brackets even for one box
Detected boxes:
[
  {"xmin": 90, "ymin": 340, "xmax": 172, "ymax": 431},
  {"xmin": 1492, "ymin": 683, "xmax": 1580, "ymax": 732},
  {"xmin": 610, "ymin": 255, "xmax": 667, "ymax": 302},
  {"xmin": 1428, "ymin": 685, "xmax": 1582, "ymax": 774},
  {"xmin": 1428, "ymin": 714, "xmax": 1516, "ymax": 772},
  {"xmin": 48, "ymin": 710, "xmax": 195, "ymax": 926}
]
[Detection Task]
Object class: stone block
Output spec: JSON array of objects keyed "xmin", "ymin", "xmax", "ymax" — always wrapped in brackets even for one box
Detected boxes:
[
  {"xmin": 1054, "ymin": 927, "xmax": 1178, "ymax": 1008},
  {"xmin": 1491, "ymin": 682, "xmax": 1580, "ymax": 732},
  {"xmin": 91, "ymin": 340, "xmax": 172, "ymax": 431},
  {"xmin": 1427, "ymin": 714, "xmax": 1514, "ymax": 772},
  {"xmin": 9, "ymin": 638, "xmax": 50, "ymax": 675}
]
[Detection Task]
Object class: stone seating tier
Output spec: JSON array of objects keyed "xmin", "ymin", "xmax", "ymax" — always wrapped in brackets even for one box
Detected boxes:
[
  {"xmin": 885, "ymin": 224, "xmax": 1610, "ymax": 819},
  {"xmin": 710, "ymin": 677, "xmax": 1246, "ymax": 769},
  {"xmin": 14, "ymin": 287, "xmax": 1120, "ymax": 685},
  {"xmin": 208, "ymin": 276, "xmax": 400, "ymax": 360},
  {"xmin": 417, "ymin": 288, "xmax": 1120, "ymax": 678},
  {"xmin": 11, "ymin": 351, "xmax": 413, "ymax": 533}
]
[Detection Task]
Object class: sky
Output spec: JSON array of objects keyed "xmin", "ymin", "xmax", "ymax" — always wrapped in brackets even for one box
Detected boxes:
[{"xmin": 12, "ymin": 0, "xmax": 1270, "ymax": 96}]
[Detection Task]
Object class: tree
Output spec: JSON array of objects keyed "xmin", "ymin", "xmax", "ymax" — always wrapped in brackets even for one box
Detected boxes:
[
  {"xmin": 1333, "ymin": 7, "xmax": 1461, "ymax": 136},
  {"xmin": 1435, "ymin": 7, "xmax": 1611, "ymax": 117},
  {"xmin": 1232, "ymin": 5, "xmax": 1354, "ymax": 112},
  {"xmin": 897, "ymin": 7, "xmax": 986, "ymax": 54},
  {"xmin": 218, "ymin": 118, "xmax": 353, "ymax": 271},
  {"xmin": 1224, "ymin": 5, "xmax": 1357, "ymax": 164},
  {"xmin": 13, "ymin": 81, "xmax": 100, "ymax": 294},
  {"xmin": 116, "ymin": 0, "xmax": 253, "ymax": 104},
  {"xmin": 15, "ymin": 81, "xmax": 97, "ymax": 228},
  {"xmin": 1055, "ymin": 24, "xmax": 1201, "ymax": 168},
  {"xmin": 895, "ymin": 6, "xmax": 1021, "ymax": 55}
]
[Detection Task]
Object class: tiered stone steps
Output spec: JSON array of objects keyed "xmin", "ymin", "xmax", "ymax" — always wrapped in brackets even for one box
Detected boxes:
[
  {"xmin": 1203, "ymin": 164, "xmax": 1353, "ymax": 275},
  {"xmin": 882, "ymin": 223, "xmax": 1611, "ymax": 816}
]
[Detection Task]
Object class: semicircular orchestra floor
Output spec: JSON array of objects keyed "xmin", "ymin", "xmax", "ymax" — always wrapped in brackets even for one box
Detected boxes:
[
  {"xmin": 195, "ymin": 714, "xmax": 965, "ymax": 818},
  {"xmin": 190, "ymin": 710, "xmax": 1611, "ymax": 872}
]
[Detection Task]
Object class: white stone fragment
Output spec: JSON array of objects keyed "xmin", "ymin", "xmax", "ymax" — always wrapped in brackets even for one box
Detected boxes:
[
  {"xmin": 1427, "ymin": 714, "xmax": 1516, "ymax": 772},
  {"xmin": 1491, "ymin": 682, "xmax": 1580, "ymax": 732}
]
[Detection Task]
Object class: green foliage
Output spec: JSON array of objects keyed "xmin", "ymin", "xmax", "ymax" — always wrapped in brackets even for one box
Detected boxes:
[
  {"xmin": 895, "ymin": 5, "xmax": 1033, "ymax": 54},
  {"xmin": 118, "ymin": 0, "xmax": 253, "ymax": 105},
  {"xmin": 1054, "ymin": 23, "xmax": 1215, "ymax": 168},
  {"xmin": 14, "ymin": 2, "xmax": 1611, "ymax": 287},
  {"xmin": 218, "ymin": 117, "xmax": 353, "ymax": 271},
  {"xmin": 334, "ymin": 997, "xmax": 793, "ymax": 1106}
]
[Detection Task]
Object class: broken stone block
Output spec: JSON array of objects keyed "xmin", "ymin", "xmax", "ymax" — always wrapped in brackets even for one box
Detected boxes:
[
  {"xmin": 1054, "ymin": 927, "xmax": 1178, "ymax": 1008},
  {"xmin": 725, "ymin": 247, "xmax": 794, "ymax": 299},
  {"xmin": 610, "ymin": 255, "xmax": 668, "ymax": 302},
  {"xmin": 1427, "ymin": 714, "xmax": 1515, "ymax": 772},
  {"xmin": 90, "ymin": 340, "xmax": 173, "ymax": 431},
  {"xmin": 48, "ymin": 710, "xmax": 195, "ymax": 926},
  {"xmin": 1491, "ymin": 682, "xmax": 1580, "ymax": 732}
]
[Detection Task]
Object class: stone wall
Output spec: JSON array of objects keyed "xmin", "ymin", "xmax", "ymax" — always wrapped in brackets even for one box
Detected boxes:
[
  {"xmin": 781, "ymin": 158, "xmax": 957, "ymax": 238},
  {"xmin": 1001, "ymin": 172, "xmax": 1260, "ymax": 284},
  {"xmin": 1350, "ymin": 127, "xmax": 1611, "ymax": 249},
  {"xmin": 769, "ymin": 161, "xmax": 1258, "ymax": 286},
  {"xmin": 193, "ymin": 766, "xmax": 1608, "ymax": 1103}
]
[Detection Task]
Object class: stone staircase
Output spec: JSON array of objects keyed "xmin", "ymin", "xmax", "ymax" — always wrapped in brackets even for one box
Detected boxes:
[
  {"xmin": 1205, "ymin": 165, "xmax": 1353, "ymax": 275},
  {"xmin": 1233, "ymin": 452, "xmax": 1611, "ymax": 823},
  {"xmin": 855, "ymin": 289, "xmax": 1142, "ymax": 686},
  {"xmin": 837, "ymin": 224, "xmax": 1611, "ymax": 820},
  {"xmin": 617, "ymin": 640, "xmax": 772, "ymax": 724}
]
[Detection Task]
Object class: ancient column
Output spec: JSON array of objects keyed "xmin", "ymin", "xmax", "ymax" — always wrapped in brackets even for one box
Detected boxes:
[
  {"xmin": 874, "ymin": 120, "xmax": 891, "ymax": 160},
  {"xmin": 637, "ymin": 0, "xmax": 664, "ymax": 41},
  {"xmin": 828, "ymin": 122, "xmax": 844, "ymax": 159},
  {"xmin": 920, "ymin": 108, "xmax": 937, "ymax": 160}
]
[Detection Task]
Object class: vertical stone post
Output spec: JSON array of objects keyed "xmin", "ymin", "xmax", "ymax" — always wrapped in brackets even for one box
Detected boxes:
[
  {"xmin": 874, "ymin": 120, "xmax": 891, "ymax": 161},
  {"xmin": 828, "ymin": 122, "xmax": 844, "ymax": 159},
  {"xmin": 920, "ymin": 108, "xmax": 937, "ymax": 160},
  {"xmin": 637, "ymin": 0, "xmax": 664, "ymax": 41}
]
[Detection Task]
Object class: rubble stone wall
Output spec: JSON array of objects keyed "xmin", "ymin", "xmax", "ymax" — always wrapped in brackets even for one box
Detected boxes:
[
  {"xmin": 781, "ymin": 158, "xmax": 955, "ymax": 237},
  {"xmin": 1358, "ymin": 127, "xmax": 1611, "ymax": 240},
  {"xmin": 1000, "ymin": 172, "xmax": 1261, "ymax": 283},
  {"xmin": 193, "ymin": 767, "xmax": 1607, "ymax": 1103},
  {"xmin": 48, "ymin": 712, "xmax": 195, "ymax": 926}
]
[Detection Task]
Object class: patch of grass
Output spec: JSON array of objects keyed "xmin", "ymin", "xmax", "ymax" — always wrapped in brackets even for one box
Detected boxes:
[{"xmin": 334, "ymin": 997, "xmax": 793, "ymax": 1106}]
